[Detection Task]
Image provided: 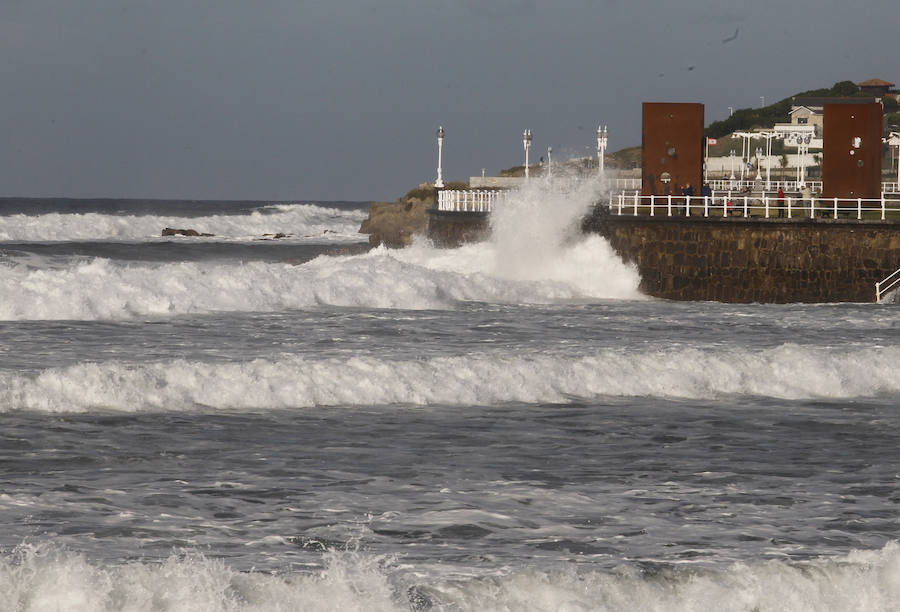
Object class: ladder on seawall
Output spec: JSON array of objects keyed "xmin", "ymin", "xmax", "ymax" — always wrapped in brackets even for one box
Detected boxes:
[{"xmin": 876, "ymin": 267, "xmax": 900, "ymax": 303}]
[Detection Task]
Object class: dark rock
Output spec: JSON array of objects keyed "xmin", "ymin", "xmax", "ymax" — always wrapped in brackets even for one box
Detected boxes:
[
  {"xmin": 162, "ymin": 228, "xmax": 214, "ymax": 237},
  {"xmin": 358, "ymin": 184, "xmax": 442, "ymax": 248}
]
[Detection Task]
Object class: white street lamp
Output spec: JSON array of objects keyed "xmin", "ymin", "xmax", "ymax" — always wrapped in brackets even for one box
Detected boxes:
[
  {"xmin": 798, "ymin": 134, "xmax": 812, "ymax": 186},
  {"xmin": 729, "ymin": 150, "xmax": 736, "ymax": 181},
  {"xmin": 755, "ymin": 147, "xmax": 762, "ymax": 181},
  {"xmin": 435, "ymin": 126, "xmax": 445, "ymax": 189},
  {"xmin": 547, "ymin": 146, "xmax": 552, "ymax": 179},
  {"xmin": 756, "ymin": 131, "xmax": 777, "ymax": 190},
  {"xmin": 733, "ymin": 131, "xmax": 755, "ymax": 184},
  {"xmin": 596, "ymin": 125, "xmax": 608, "ymax": 173},
  {"xmin": 523, "ymin": 129, "xmax": 533, "ymax": 179},
  {"xmin": 888, "ymin": 132, "xmax": 900, "ymax": 188}
]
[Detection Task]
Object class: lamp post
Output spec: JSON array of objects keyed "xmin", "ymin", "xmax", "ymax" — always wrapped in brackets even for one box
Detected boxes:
[
  {"xmin": 888, "ymin": 132, "xmax": 900, "ymax": 188},
  {"xmin": 523, "ymin": 129, "xmax": 533, "ymax": 179},
  {"xmin": 757, "ymin": 131, "xmax": 777, "ymax": 190},
  {"xmin": 755, "ymin": 147, "xmax": 762, "ymax": 181},
  {"xmin": 435, "ymin": 126, "xmax": 445, "ymax": 189},
  {"xmin": 729, "ymin": 150, "xmax": 736, "ymax": 181},
  {"xmin": 798, "ymin": 134, "xmax": 811, "ymax": 186},
  {"xmin": 547, "ymin": 146, "xmax": 552, "ymax": 179},
  {"xmin": 597, "ymin": 125, "xmax": 608, "ymax": 173},
  {"xmin": 733, "ymin": 131, "xmax": 754, "ymax": 184}
]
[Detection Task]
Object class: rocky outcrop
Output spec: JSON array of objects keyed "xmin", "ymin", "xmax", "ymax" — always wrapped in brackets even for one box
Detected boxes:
[
  {"xmin": 359, "ymin": 189, "xmax": 433, "ymax": 247},
  {"xmin": 161, "ymin": 227, "xmax": 214, "ymax": 237},
  {"xmin": 359, "ymin": 182, "xmax": 467, "ymax": 248}
]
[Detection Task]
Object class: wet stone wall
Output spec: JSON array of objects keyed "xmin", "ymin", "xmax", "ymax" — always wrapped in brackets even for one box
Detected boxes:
[
  {"xmin": 426, "ymin": 210, "xmax": 490, "ymax": 248},
  {"xmin": 426, "ymin": 208, "xmax": 900, "ymax": 302},
  {"xmin": 583, "ymin": 215, "xmax": 900, "ymax": 303}
]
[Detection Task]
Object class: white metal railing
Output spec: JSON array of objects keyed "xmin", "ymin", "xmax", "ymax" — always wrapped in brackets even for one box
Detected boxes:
[
  {"xmin": 611, "ymin": 192, "xmax": 900, "ymax": 221},
  {"xmin": 437, "ymin": 189, "xmax": 509, "ymax": 212},
  {"xmin": 613, "ymin": 181, "xmax": 898, "ymax": 193},
  {"xmin": 439, "ymin": 187, "xmax": 900, "ymax": 219},
  {"xmin": 876, "ymin": 267, "xmax": 900, "ymax": 303},
  {"xmin": 612, "ymin": 178, "xmax": 642, "ymax": 190},
  {"xmin": 708, "ymin": 179, "xmax": 823, "ymax": 192}
]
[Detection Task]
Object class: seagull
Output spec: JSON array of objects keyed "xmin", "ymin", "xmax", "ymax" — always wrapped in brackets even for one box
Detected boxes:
[{"xmin": 722, "ymin": 27, "xmax": 739, "ymax": 44}]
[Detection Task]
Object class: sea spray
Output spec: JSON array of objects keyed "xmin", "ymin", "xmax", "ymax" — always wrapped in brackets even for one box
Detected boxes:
[
  {"xmin": 396, "ymin": 171, "xmax": 643, "ymax": 300},
  {"xmin": 489, "ymin": 173, "xmax": 607, "ymax": 280}
]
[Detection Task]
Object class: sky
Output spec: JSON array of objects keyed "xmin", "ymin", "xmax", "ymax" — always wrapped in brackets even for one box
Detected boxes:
[{"xmin": 1, "ymin": 0, "xmax": 897, "ymax": 201}]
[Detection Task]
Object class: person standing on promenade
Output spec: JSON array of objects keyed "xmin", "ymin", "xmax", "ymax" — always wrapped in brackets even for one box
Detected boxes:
[
  {"xmin": 800, "ymin": 185, "xmax": 812, "ymax": 217},
  {"xmin": 777, "ymin": 187, "xmax": 785, "ymax": 218},
  {"xmin": 681, "ymin": 183, "xmax": 693, "ymax": 216}
]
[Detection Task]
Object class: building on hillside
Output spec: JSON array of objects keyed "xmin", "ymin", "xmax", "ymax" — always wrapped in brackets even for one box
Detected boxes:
[
  {"xmin": 789, "ymin": 104, "xmax": 823, "ymax": 130},
  {"xmin": 784, "ymin": 96, "xmax": 877, "ymax": 143},
  {"xmin": 857, "ymin": 78, "xmax": 895, "ymax": 98}
]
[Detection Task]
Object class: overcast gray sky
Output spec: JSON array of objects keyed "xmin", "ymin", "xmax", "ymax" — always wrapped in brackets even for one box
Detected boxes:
[{"xmin": 1, "ymin": 0, "xmax": 897, "ymax": 201}]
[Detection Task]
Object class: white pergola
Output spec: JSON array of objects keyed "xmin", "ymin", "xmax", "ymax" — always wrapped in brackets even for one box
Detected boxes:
[
  {"xmin": 754, "ymin": 131, "xmax": 778, "ymax": 189},
  {"xmin": 732, "ymin": 131, "xmax": 755, "ymax": 181},
  {"xmin": 887, "ymin": 132, "xmax": 900, "ymax": 188}
]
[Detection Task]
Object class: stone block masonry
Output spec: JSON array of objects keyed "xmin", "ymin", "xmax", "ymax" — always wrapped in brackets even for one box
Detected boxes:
[
  {"xmin": 426, "ymin": 207, "xmax": 900, "ymax": 302},
  {"xmin": 582, "ymin": 215, "xmax": 900, "ymax": 303},
  {"xmin": 426, "ymin": 210, "xmax": 491, "ymax": 248}
]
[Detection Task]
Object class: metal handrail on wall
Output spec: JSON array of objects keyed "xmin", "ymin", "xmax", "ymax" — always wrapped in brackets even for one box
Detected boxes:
[
  {"xmin": 876, "ymin": 268, "xmax": 900, "ymax": 303},
  {"xmin": 437, "ymin": 190, "xmax": 508, "ymax": 212},
  {"xmin": 612, "ymin": 193, "xmax": 900, "ymax": 221}
]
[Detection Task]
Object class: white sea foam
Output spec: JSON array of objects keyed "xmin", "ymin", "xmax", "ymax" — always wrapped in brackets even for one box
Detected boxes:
[
  {"xmin": 431, "ymin": 541, "xmax": 900, "ymax": 612},
  {"xmin": 0, "ymin": 233, "xmax": 640, "ymax": 320},
  {"xmin": 0, "ymin": 544, "xmax": 399, "ymax": 612},
  {"xmin": 3, "ymin": 344, "xmax": 897, "ymax": 413},
  {"xmin": 0, "ymin": 174, "xmax": 642, "ymax": 320},
  {"xmin": 1, "ymin": 541, "xmax": 897, "ymax": 611},
  {"xmin": 0, "ymin": 204, "xmax": 366, "ymax": 242}
]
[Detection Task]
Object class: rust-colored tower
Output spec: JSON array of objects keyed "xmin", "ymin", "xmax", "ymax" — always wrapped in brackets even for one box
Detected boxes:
[
  {"xmin": 641, "ymin": 103, "xmax": 704, "ymax": 196},
  {"xmin": 822, "ymin": 102, "xmax": 882, "ymax": 199}
]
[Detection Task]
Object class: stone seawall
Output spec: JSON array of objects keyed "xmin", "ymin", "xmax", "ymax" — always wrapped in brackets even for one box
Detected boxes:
[
  {"xmin": 582, "ymin": 215, "xmax": 900, "ymax": 303},
  {"xmin": 427, "ymin": 208, "xmax": 900, "ymax": 302},
  {"xmin": 426, "ymin": 210, "xmax": 490, "ymax": 247}
]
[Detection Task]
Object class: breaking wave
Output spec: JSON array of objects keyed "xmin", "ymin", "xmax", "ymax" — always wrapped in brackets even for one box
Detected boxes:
[
  {"xmin": 0, "ymin": 238, "xmax": 641, "ymax": 320},
  {"xmin": 1, "ymin": 541, "xmax": 898, "ymax": 611},
  {"xmin": 0, "ymin": 203, "xmax": 366, "ymax": 242},
  {"xmin": 3, "ymin": 344, "xmax": 897, "ymax": 412}
]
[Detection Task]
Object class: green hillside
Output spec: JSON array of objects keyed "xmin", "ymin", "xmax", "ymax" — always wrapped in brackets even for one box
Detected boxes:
[{"xmin": 703, "ymin": 80, "xmax": 868, "ymax": 139}]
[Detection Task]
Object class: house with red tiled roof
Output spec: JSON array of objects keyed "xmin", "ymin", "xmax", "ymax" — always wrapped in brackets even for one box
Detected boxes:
[{"xmin": 857, "ymin": 78, "xmax": 895, "ymax": 97}]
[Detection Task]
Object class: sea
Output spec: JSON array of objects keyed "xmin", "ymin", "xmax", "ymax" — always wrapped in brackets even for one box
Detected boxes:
[{"xmin": 0, "ymin": 179, "xmax": 898, "ymax": 611}]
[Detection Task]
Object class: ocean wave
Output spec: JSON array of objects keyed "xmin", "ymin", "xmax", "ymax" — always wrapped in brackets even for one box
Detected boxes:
[
  {"xmin": 1, "ymin": 541, "xmax": 897, "ymax": 611},
  {"xmin": 0, "ymin": 238, "xmax": 641, "ymax": 320},
  {"xmin": 3, "ymin": 345, "xmax": 897, "ymax": 412},
  {"xmin": 0, "ymin": 203, "xmax": 366, "ymax": 242}
]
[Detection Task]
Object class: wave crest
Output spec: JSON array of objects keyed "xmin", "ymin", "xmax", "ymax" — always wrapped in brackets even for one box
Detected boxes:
[
  {"xmin": 4, "ymin": 345, "xmax": 897, "ymax": 412},
  {"xmin": 2, "ymin": 541, "xmax": 898, "ymax": 611},
  {"xmin": 0, "ymin": 204, "xmax": 365, "ymax": 242}
]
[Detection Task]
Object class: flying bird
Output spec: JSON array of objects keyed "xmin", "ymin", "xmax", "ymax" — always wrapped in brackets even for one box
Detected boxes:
[{"xmin": 722, "ymin": 27, "xmax": 739, "ymax": 44}]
